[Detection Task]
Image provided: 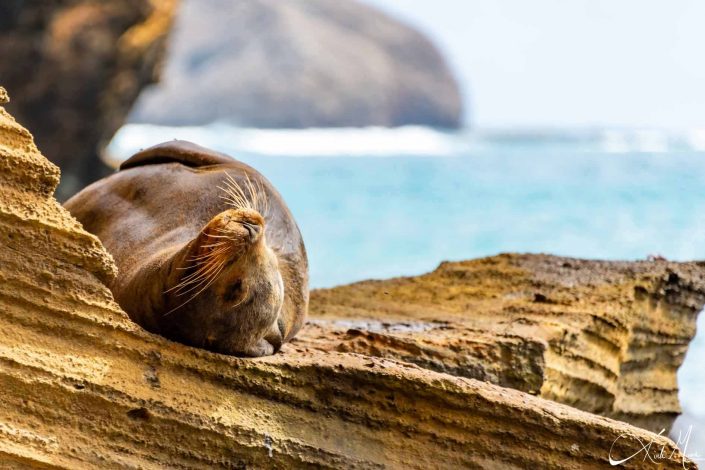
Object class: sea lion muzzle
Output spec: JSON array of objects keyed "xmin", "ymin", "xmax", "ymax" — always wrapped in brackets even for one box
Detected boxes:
[{"xmin": 64, "ymin": 141, "xmax": 308, "ymax": 357}]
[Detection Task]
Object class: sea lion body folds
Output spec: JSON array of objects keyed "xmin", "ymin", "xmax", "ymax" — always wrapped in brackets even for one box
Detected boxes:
[{"xmin": 65, "ymin": 141, "xmax": 308, "ymax": 356}]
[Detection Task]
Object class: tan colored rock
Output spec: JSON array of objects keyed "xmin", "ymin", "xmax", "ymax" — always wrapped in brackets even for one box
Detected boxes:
[
  {"xmin": 0, "ymin": 0, "xmax": 178, "ymax": 200},
  {"xmin": 0, "ymin": 90, "xmax": 694, "ymax": 468},
  {"xmin": 303, "ymin": 254, "xmax": 705, "ymax": 433}
]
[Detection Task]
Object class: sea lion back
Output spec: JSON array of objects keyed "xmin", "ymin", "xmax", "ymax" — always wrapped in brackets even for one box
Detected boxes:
[{"xmin": 120, "ymin": 140, "xmax": 236, "ymax": 170}]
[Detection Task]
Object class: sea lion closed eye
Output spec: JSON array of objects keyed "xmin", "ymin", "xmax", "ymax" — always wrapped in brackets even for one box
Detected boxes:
[{"xmin": 64, "ymin": 141, "xmax": 308, "ymax": 357}]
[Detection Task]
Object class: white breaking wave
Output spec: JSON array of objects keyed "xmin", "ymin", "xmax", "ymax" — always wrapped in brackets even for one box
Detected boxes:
[
  {"xmin": 106, "ymin": 123, "xmax": 705, "ymax": 164},
  {"xmin": 106, "ymin": 123, "xmax": 468, "ymax": 163},
  {"xmin": 600, "ymin": 129, "xmax": 672, "ymax": 153}
]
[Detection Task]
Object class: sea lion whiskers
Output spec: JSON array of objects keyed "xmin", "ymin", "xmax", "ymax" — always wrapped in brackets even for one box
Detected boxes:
[
  {"xmin": 169, "ymin": 252, "xmax": 228, "ymax": 293},
  {"xmin": 250, "ymin": 176, "xmax": 271, "ymax": 216},
  {"xmin": 203, "ymin": 233, "xmax": 234, "ymax": 239},
  {"xmin": 167, "ymin": 248, "xmax": 232, "ymax": 300},
  {"xmin": 219, "ymin": 173, "xmax": 252, "ymax": 211},
  {"xmin": 168, "ymin": 241, "xmax": 235, "ymax": 291},
  {"xmin": 177, "ymin": 248, "xmax": 229, "ymax": 266},
  {"xmin": 163, "ymin": 258, "xmax": 228, "ymax": 316},
  {"xmin": 181, "ymin": 242, "xmax": 231, "ymax": 262},
  {"xmin": 200, "ymin": 241, "xmax": 229, "ymax": 247},
  {"xmin": 195, "ymin": 246, "xmax": 228, "ymax": 253},
  {"xmin": 244, "ymin": 175, "xmax": 261, "ymax": 214},
  {"xmin": 219, "ymin": 173, "xmax": 270, "ymax": 217},
  {"xmin": 178, "ymin": 248, "xmax": 230, "ymax": 271},
  {"xmin": 171, "ymin": 261, "xmax": 226, "ymax": 297}
]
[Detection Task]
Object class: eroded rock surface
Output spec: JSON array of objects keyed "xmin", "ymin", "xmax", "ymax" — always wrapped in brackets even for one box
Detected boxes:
[
  {"xmin": 0, "ymin": 0, "xmax": 178, "ymax": 199},
  {"xmin": 302, "ymin": 254, "xmax": 705, "ymax": 433},
  {"xmin": 130, "ymin": 0, "xmax": 463, "ymax": 128},
  {"xmin": 0, "ymin": 90, "xmax": 694, "ymax": 467}
]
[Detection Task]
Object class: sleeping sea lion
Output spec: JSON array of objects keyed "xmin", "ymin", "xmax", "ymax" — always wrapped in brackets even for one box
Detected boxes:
[{"xmin": 64, "ymin": 141, "xmax": 308, "ymax": 357}]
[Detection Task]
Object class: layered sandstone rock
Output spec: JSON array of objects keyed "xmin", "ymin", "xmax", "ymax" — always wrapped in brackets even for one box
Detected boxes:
[
  {"xmin": 0, "ymin": 0, "xmax": 178, "ymax": 199},
  {"xmin": 0, "ymin": 90, "xmax": 694, "ymax": 467},
  {"xmin": 303, "ymin": 254, "xmax": 705, "ymax": 433},
  {"xmin": 130, "ymin": 0, "xmax": 463, "ymax": 129}
]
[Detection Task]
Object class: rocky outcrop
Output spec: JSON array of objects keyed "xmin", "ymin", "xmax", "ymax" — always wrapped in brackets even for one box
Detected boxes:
[
  {"xmin": 0, "ymin": 87, "xmax": 697, "ymax": 469},
  {"xmin": 0, "ymin": 0, "xmax": 178, "ymax": 200},
  {"xmin": 129, "ymin": 0, "xmax": 463, "ymax": 129},
  {"xmin": 0, "ymin": 87, "xmax": 696, "ymax": 468},
  {"xmin": 303, "ymin": 254, "xmax": 705, "ymax": 433}
]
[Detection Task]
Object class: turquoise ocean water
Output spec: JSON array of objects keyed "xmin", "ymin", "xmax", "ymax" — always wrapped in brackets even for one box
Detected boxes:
[{"xmin": 110, "ymin": 124, "xmax": 705, "ymax": 454}]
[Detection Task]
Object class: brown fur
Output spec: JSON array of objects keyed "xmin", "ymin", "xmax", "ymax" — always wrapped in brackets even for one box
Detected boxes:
[{"xmin": 64, "ymin": 141, "xmax": 308, "ymax": 356}]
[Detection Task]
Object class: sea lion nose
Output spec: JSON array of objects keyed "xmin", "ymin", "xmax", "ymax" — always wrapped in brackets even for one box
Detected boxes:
[{"xmin": 242, "ymin": 222, "xmax": 262, "ymax": 242}]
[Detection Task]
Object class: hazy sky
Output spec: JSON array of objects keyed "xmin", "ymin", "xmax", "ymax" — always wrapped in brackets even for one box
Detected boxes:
[{"xmin": 364, "ymin": 0, "xmax": 705, "ymax": 129}]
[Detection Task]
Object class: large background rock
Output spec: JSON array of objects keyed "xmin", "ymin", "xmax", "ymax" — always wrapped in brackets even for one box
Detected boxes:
[
  {"xmin": 0, "ymin": 88, "xmax": 692, "ymax": 468},
  {"xmin": 0, "ymin": 0, "xmax": 177, "ymax": 200},
  {"xmin": 130, "ymin": 0, "xmax": 463, "ymax": 128}
]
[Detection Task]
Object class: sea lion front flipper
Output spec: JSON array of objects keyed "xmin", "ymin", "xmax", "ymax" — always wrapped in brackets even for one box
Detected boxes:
[{"xmin": 120, "ymin": 140, "xmax": 236, "ymax": 170}]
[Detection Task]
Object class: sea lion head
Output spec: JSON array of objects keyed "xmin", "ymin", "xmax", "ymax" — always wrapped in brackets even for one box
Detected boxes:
[
  {"xmin": 164, "ymin": 188, "xmax": 285, "ymax": 356},
  {"xmin": 197, "ymin": 208, "xmax": 284, "ymax": 316}
]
